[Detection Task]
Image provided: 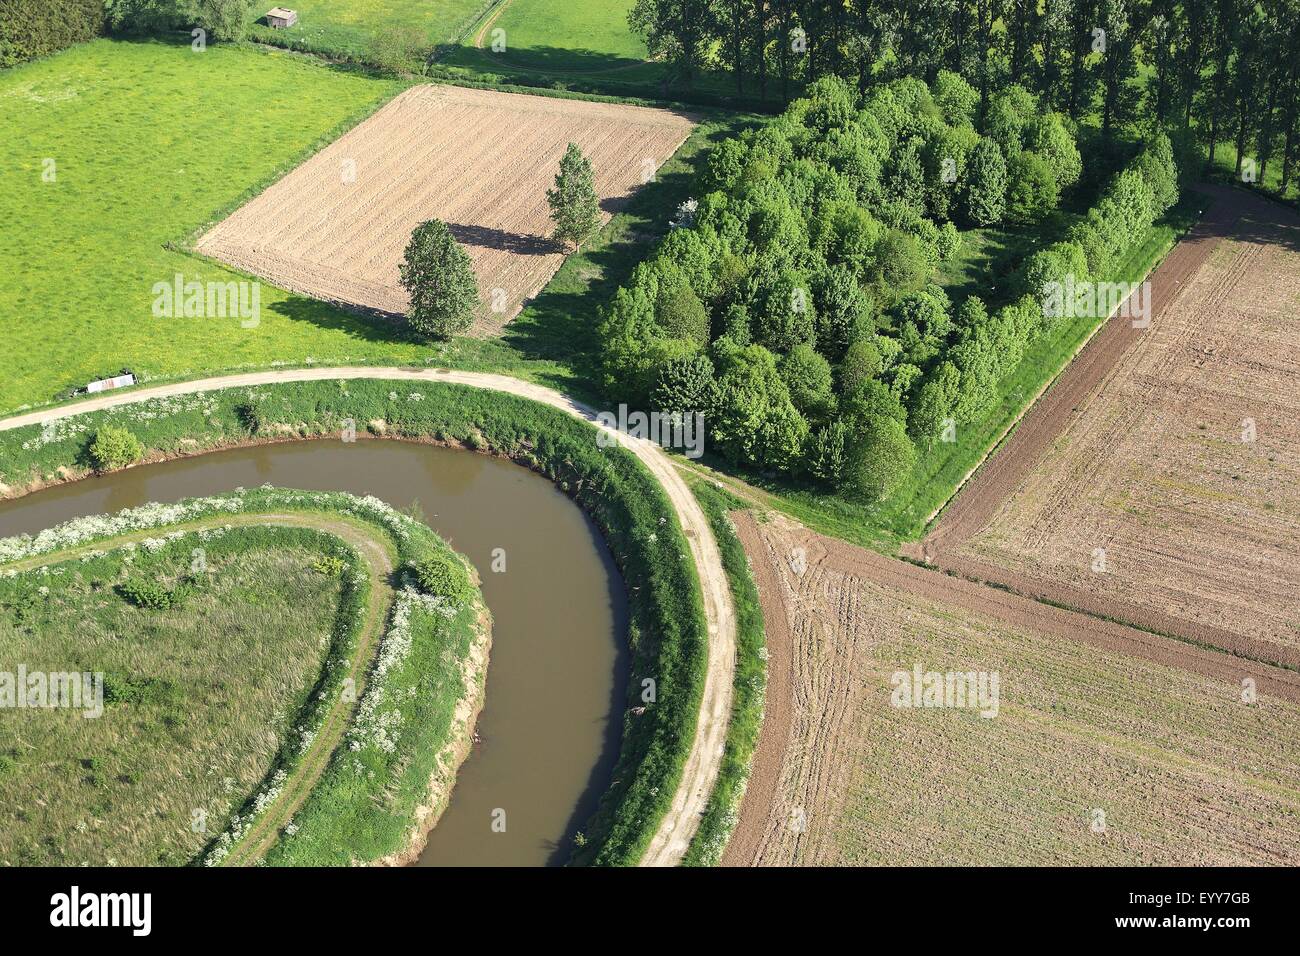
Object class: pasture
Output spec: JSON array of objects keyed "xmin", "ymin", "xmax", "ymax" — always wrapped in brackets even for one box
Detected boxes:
[
  {"xmin": 0, "ymin": 39, "xmax": 423, "ymax": 414},
  {"xmin": 249, "ymin": 0, "xmax": 487, "ymax": 60}
]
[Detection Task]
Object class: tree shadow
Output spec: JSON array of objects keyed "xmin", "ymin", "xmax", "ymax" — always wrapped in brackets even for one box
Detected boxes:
[
  {"xmin": 435, "ymin": 43, "xmax": 774, "ymax": 112},
  {"xmin": 268, "ymin": 295, "xmax": 409, "ymax": 344},
  {"xmin": 447, "ymin": 222, "xmax": 562, "ymax": 256},
  {"xmin": 500, "ymin": 119, "xmax": 752, "ymax": 385}
]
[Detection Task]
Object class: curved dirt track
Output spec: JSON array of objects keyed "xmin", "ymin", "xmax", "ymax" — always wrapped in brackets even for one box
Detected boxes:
[
  {"xmin": 914, "ymin": 185, "xmax": 1300, "ymax": 671},
  {"xmin": 0, "ymin": 367, "xmax": 736, "ymax": 868}
]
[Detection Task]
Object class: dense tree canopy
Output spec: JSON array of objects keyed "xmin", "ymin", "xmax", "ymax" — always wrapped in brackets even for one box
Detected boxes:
[
  {"xmin": 599, "ymin": 72, "xmax": 1178, "ymax": 502},
  {"xmin": 630, "ymin": 1, "xmax": 1300, "ymax": 193}
]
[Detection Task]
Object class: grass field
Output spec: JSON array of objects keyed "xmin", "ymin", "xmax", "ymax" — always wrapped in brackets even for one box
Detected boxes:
[
  {"xmin": 448, "ymin": 0, "xmax": 653, "ymax": 80},
  {"xmin": 0, "ymin": 37, "xmax": 740, "ymax": 416},
  {"xmin": 0, "ymin": 38, "xmax": 424, "ymax": 413},
  {"xmin": 248, "ymin": 0, "xmax": 488, "ymax": 60},
  {"xmin": 0, "ymin": 529, "xmax": 345, "ymax": 866},
  {"xmin": 435, "ymin": 0, "xmax": 743, "ymax": 103}
]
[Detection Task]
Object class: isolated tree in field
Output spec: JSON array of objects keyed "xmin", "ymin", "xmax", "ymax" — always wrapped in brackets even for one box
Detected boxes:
[
  {"xmin": 547, "ymin": 143, "xmax": 601, "ymax": 250},
  {"xmin": 398, "ymin": 219, "xmax": 478, "ymax": 340}
]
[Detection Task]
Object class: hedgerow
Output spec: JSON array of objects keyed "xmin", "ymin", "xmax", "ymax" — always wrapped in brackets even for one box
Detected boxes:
[{"xmin": 0, "ymin": 0, "xmax": 105, "ymax": 69}]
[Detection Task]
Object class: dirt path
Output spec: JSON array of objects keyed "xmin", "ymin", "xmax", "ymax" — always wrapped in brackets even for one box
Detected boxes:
[
  {"xmin": 721, "ymin": 511, "xmax": 793, "ymax": 866},
  {"xmin": 473, "ymin": 0, "xmax": 511, "ymax": 50},
  {"xmin": 0, "ymin": 509, "xmax": 398, "ymax": 866},
  {"xmin": 217, "ymin": 513, "xmax": 396, "ymax": 866},
  {"xmin": 0, "ymin": 367, "xmax": 735, "ymax": 868}
]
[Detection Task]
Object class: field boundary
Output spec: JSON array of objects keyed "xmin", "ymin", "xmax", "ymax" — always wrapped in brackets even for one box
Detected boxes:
[
  {"xmin": 915, "ymin": 197, "xmax": 1214, "ymax": 536},
  {"xmin": 918, "ymin": 185, "xmax": 1240, "ymax": 548}
]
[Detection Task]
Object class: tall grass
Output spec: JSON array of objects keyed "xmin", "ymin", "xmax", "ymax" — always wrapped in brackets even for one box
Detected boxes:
[{"xmin": 0, "ymin": 524, "xmax": 348, "ymax": 866}]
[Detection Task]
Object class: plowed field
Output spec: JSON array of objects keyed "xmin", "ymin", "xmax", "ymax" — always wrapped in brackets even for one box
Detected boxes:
[
  {"xmin": 726, "ymin": 512, "xmax": 1300, "ymax": 866},
  {"xmin": 196, "ymin": 85, "xmax": 695, "ymax": 335},
  {"xmin": 925, "ymin": 187, "xmax": 1300, "ymax": 668}
]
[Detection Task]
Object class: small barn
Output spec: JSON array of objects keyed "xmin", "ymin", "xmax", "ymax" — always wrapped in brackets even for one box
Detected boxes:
[{"xmin": 265, "ymin": 7, "xmax": 298, "ymax": 28}]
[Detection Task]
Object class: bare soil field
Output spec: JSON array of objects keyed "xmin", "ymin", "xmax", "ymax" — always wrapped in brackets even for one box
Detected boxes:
[
  {"xmin": 726, "ymin": 511, "xmax": 1300, "ymax": 866},
  {"xmin": 919, "ymin": 186, "xmax": 1300, "ymax": 670},
  {"xmin": 196, "ymin": 85, "xmax": 695, "ymax": 335}
]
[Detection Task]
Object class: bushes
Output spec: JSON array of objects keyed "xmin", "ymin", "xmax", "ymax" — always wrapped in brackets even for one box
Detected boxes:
[
  {"xmin": 0, "ymin": 0, "xmax": 104, "ymax": 68},
  {"xmin": 105, "ymin": 0, "xmax": 255, "ymax": 42},
  {"xmin": 367, "ymin": 25, "xmax": 426, "ymax": 76},
  {"xmin": 117, "ymin": 577, "xmax": 176, "ymax": 610},
  {"xmin": 409, "ymin": 554, "xmax": 475, "ymax": 606},
  {"xmin": 651, "ymin": 354, "xmax": 716, "ymax": 417},
  {"xmin": 88, "ymin": 426, "xmax": 142, "ymax": 472},
  {"xmin": 235, "ymin": 400, "xmax": 265, "ymax": 434},
  {"xmin": 1006, "ymin": 150, "xmax": 1060, "ymax": 223},
  {"xmin": 842, "ymin": 416, "xmax": 917, "ymax": 501},
  {"xmin": 963, "ymin": 138, "xmax": 1008, "ymax": 226},
  {"xmin": 711, "ymin": 345, "xmax": 808, "ymax": 472},
  {"xmin": 311, "ymin": 555, "xmax": 347, "ymax": 576}
]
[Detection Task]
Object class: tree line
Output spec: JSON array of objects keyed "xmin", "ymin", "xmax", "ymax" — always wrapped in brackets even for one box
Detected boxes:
[{"xmin": 631, "ymin": 0, "xmax": 1300, "ymax": 191}]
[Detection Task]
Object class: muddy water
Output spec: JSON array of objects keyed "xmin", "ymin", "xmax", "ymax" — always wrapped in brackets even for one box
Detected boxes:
[{"xmin": 0, "ymin": 439, "xmax": 627, "ymax": 867}]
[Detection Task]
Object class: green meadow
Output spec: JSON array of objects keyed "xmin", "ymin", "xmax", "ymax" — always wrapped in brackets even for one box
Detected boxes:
[
  {"xmin": 0, "ymin": 38, "xmax": 422, "ymax": 413},
  {"xmin": 249, "ymin": 0, "xmax": 487, "ymax": 60}
]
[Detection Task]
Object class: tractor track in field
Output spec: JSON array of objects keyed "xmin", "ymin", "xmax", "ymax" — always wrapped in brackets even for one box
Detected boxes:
[{"xmin": 725, "ymin": 508, "xmax": 1300, "ymax": 866}]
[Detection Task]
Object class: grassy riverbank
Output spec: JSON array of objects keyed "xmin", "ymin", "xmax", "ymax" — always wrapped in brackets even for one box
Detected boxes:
[
  {"xmin": 0, "ymin": 379, "xmax": 708, "ymax": 865},
  {"xmin": 0, "ymin": 521, "xmax": 349, "ymax": 865}
]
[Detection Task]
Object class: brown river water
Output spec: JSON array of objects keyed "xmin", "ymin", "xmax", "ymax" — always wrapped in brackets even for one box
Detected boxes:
[{"xmin": 0, "ymin": 439, "xmax": 628, "ymax": 867}]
